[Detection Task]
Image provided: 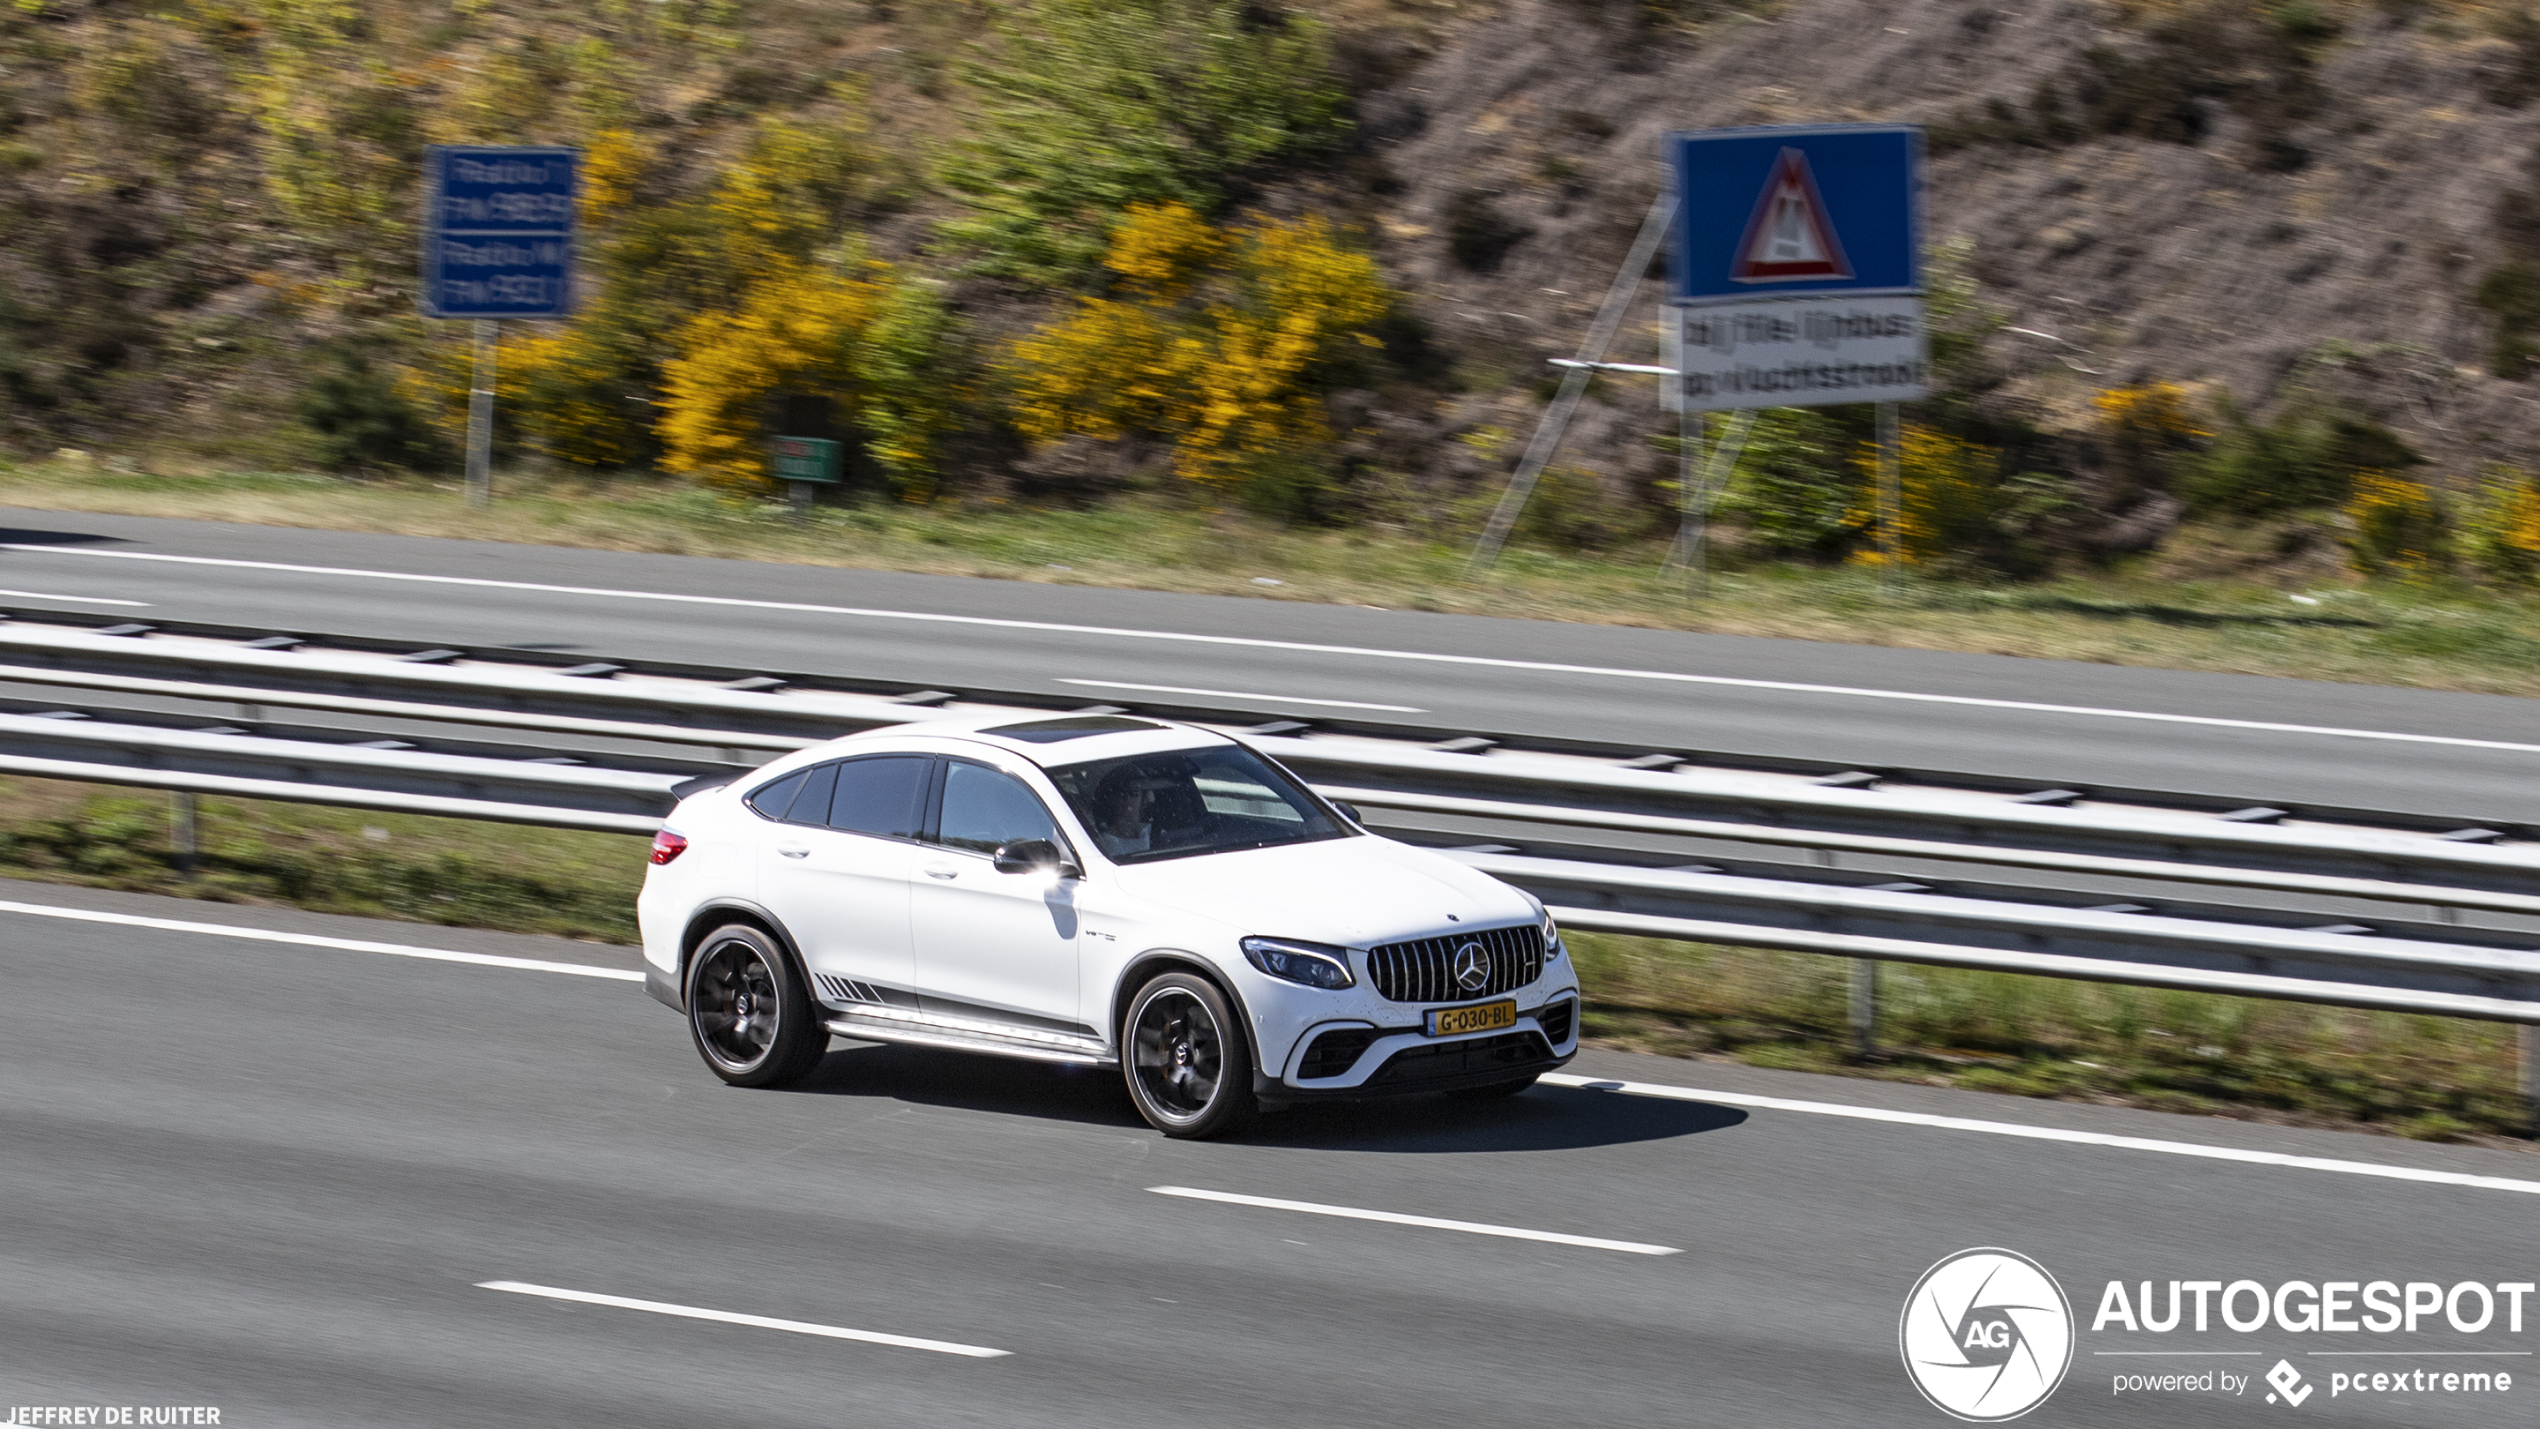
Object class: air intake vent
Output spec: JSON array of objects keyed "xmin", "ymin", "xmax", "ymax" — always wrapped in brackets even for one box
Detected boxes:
[
  {"xmin": 815, "ymin": 975, "xmax": 884, "ymax": 1006},
  {"xmin": 1365, "ymin": 924, "xmax": 1545, "ymax": 1004},
  {"xmin": 1538, "ymin": 998, "xmax": 1576, "ymax": 1046},
  {"xmin": 1298, "ymin": 1027, "xmax": 1379, "ymax": 1080}
]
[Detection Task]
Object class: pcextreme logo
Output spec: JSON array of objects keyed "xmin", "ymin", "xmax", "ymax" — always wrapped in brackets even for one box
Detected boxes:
[{"xmin": 1900, "ymin": 1248, "xmax": 2077, "ymax": 1422}]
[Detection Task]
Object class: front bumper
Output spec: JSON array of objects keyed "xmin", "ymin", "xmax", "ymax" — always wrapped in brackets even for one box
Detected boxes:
[{"xmin": 1255, "ymin": 994, "xmax": 1580, "ymax": 1102}]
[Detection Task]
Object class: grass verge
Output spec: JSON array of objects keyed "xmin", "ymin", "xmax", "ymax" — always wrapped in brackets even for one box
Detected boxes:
[
  {"xmin": 1572, "ymin": 932, "xmax": 2533, "ymax": 1148},
  {"xmin": 9, "ymin": 462, "xmax": 2540, "ymax": 697},
  {"xmin": 0, "ymin": 776, "xmax": 645, "ymax": 943},
  {"xmin": 2, "ymin": 775, "xmax": 2526, "ymax": 1147}
]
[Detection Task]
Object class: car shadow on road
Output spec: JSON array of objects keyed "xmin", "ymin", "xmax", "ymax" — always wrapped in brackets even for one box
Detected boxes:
[
  {"xmin": 0, "ymin": 526, "xmax": 127, "ymax": 546},
  {"xmin": 1243, "ymin": 1083, "xmax": 1746, "ymax": 1153},
  {"xmin": 793, "ymin": 1043, "xmax": 1746, "ymax": 1151},
  {"xmin": 787, "ymin": 1042, "xmax": 1149, "ymax": 1129}
]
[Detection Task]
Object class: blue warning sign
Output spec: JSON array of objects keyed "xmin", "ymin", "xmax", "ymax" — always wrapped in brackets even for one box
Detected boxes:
[{"xmin": 1669, "ymin": 125, "xmax": 1919, "ymax": 307}]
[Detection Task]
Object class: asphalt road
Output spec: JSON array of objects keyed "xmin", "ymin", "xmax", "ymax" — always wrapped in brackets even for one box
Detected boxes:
[
  {"xmin": 4, "ymin": 882, "xmax": 2536, "ymax": 1428},
  {"xmin": 2, "ymin": 509, "xmax": 2537, "ymax": 820}
]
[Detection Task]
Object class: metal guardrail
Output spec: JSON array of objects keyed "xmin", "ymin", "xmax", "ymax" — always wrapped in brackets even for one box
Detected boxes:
[
  {"xmin": 1, "ymin": 610, "xmax": 2536, "ymax": 1027},
  {"xmin": 1451, "ymin": 851, "xmax": 2540, "ymax": 1024}
]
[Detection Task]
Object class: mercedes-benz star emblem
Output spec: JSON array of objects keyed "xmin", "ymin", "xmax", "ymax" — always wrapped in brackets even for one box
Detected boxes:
[{"xmin": 1452, "ymin": 942, "xmax": 1490, "ymax": 992}]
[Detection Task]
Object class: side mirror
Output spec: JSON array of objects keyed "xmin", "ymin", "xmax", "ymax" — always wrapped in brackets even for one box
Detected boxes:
[
  {"xmin": 993, "ymin": 838, "xmax": 1077, "ymax": 877},
  {"xmin": 1332, "ymin": 800, "xmax": 1363, "ymax": 826}
]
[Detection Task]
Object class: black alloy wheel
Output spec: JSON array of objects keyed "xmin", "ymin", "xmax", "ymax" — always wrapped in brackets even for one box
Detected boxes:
[
  {"xmin": 1123, "ymin": 972, "xmax": 1256, "ymax": 1139},
  {"xmin": 685, "ymin": 924, "xmax": 828, "ymax": 1088}
]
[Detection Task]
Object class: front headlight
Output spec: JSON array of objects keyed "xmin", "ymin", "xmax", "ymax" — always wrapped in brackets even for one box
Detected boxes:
[
  {"xmin": 1541, "ymin": 911, "xmax": 1564, "ymax": 959},
  {"xmin": 1240, "ymin": 936, "xmax": 1355, "ymax": 990}
]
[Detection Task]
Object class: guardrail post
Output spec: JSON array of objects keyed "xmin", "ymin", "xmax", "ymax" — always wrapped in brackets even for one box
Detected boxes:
[
  {"xmin": 169, "ymin": 791, "xmax": 198, "ymax": 875},
  {"xmin": 2522, "ymin": 1025, "xmax": 2539, "ymax": 1131},
  {"xmin": 1850, "ymin": 959, "xmax": 1878, "ymax": 1059}
]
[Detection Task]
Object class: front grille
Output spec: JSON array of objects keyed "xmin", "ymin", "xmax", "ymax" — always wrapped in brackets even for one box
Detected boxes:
[
  {"xmin": 1365, "ymin": 923, "xmax": 1545, "ymax": 1004},
  {"xmin": 1364, "ymin": 1030, "xmax": 1554, "ymax": 1089},
  {"xmin": 1297, "ymin": 1027, "xmax": 1380, "ymax": 1080},
  {"xmin": 1538, "ymin": 997, "xmax": 1576, "ymax": 1045}
]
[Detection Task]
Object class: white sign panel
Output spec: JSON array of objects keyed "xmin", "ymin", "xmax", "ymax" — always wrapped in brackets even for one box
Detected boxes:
[{"xmin": 1675, "ymin": 296, "xmax": 1928, "ymax": 411}]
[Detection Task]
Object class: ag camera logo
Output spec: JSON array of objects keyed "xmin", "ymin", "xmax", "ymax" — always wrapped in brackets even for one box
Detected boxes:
[{"xmin": 1901, "ymin": 1248, "xmax": 2075, "ymax": 1421}]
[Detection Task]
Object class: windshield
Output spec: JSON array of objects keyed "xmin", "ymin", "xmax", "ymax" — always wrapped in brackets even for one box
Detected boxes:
[{"xmin": 1047, "ymin": 744, "xmax": 1350, "ymax": 864}]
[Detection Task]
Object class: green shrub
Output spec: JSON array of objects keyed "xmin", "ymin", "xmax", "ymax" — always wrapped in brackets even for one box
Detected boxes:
[
  {"xmin": 1718, "ymin": 409, "xmax": 1864, "ymax": 558},
  {"xmin": 2342, "ymin": 473, "xmax": 2451, "ymax": 576},
  {"xmin": 2181, "ymin": 400, "xmax": 2418, "ymax": 516},
  {"xmin": 1515, "ymin": 464, "xmax": 1641, "ymax": 552},
  {"xmin": 937, "ymin": 0, "xmax": 1347, "ymax": 284},
  {"xmin": 297, "ymin": 342, "xmax": 450, "ymax": 473},
  {"xmin": 2457, "ymin": 464, "xmax": 2540, "ymax": 583}
]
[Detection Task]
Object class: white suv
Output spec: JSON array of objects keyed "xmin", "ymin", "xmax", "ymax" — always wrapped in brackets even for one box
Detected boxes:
[{"xmin": 637, "ymin": 713, "xmax": 1580, "ymax": 1137}]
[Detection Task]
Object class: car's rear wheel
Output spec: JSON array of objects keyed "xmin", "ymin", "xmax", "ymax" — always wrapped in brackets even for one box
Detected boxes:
[
  {"xmin": 686, "ymin": 925, "xmax": 827, "ymax": 1088},
  {"xmin": 1123, "ymin": 972, "xmax": 1256, "ymax": 1139},
  {"xmin": 1447, "ymin": 1073, "xmax": 1541, "ymax": 1100}
]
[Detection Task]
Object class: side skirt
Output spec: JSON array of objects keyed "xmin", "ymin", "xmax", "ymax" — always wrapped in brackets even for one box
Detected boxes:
[{"xmin": 826, "ymin": 1004, "xmax": 1116, "ymax": 1068}]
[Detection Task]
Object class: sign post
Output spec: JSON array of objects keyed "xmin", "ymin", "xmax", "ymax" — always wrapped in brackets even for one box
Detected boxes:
[
  {"xmin": 1670, "ymin": 123, "xmax": 1921, "ymax": 1051},
  {"xmin": 1667, "ymin": 123, "xmax": 1924, "ymax": 587},
  {"xmin": 771, "ymin": 435, "xmax": 843, "ymax": 520},
  {"xmin": 421, "ymin": 145, "xmax": 578, "ymax": 508}
]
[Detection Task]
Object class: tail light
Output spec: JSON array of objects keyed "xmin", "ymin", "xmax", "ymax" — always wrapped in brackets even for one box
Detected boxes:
[{"xmin": 649, "ymin": 829, "xmax": 689, "ymax": 865}]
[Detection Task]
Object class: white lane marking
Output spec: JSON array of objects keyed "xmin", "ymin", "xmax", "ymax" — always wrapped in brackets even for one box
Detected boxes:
[
  {"xmin": 5, "ymin": 544, "xmax": 2524, "ymax": 754},
  {"xmin": 6, "ymin": 890, "xmax": 2524, "ymax": 1203},
  {"xmin": 1058, "ymin": 679, "xmax": 1425, "ymax": 712},
  {"xmin": 1147, "ymin": 1185, "xmax": 1681, "ymax": 1255},
  {"xmin": 476, "ymin": 1281, "xmax": 1009, "ymax": 1358},
  {"xmin": 0, "ymin": 588, "xmax": 149, "ymax": 607},
  {"xmin": 0, "ymin": 898, "xmax": 643, "ymax": 982},
  {"xmin": 1543, "ymin": 1073, "xmax": 2540, "ymax": 1198}
]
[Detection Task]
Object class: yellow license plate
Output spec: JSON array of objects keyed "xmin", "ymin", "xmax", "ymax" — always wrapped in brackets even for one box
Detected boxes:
[{"xmin": 1426, "ymin": 998, "xmax": 1517, "ymax": 1037}]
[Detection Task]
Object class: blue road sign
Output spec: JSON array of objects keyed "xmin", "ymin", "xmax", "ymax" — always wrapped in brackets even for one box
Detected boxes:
[
  {"xmin": 1669, "ymin": 124, "xmax": 1919, "ymax": 307},
  {"xmin": 421, "ymin": 145, "xmax": 577, "ymax": 319}
]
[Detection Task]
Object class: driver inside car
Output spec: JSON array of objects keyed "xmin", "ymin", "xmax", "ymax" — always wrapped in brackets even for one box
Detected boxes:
[{"xmin": 1093, "ymin": 770, "xmax": 1166, "ymax": 857}]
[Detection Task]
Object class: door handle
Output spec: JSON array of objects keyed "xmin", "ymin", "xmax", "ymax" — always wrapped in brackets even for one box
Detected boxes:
[
  {"xmin": 924, "ymin": 863, "xmax": 960, "ymax": 880},
  {"xmin": 776, "ymin": 844, "xmax": 810, "ymax": 859}
]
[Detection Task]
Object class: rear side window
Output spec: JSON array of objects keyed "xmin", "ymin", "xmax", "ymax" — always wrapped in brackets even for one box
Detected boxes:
[
  {"xmin": 826, "ymin": 756, "xmax": 930, "ymax": 839},
  {"xmin": 744, "ymin": 769, "xmax": 807, "ymax": 820},
  {"xmin": 786, "ymin": 763, "xmax": 839, "ymax": 826}
]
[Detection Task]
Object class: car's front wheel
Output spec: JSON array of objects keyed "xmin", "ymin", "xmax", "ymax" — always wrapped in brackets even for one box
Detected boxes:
[
  {"xmin": 685, "ymin": 924, "xmax": 828, "ymax": 1088},
  {"xmin": 1123, "ymin": 972, "xmax": 1256, "ymax": 1139}
]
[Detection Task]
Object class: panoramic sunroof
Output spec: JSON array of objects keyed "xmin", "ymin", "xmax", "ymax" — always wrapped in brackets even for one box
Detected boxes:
[{"xmin": 982, "ymin": 715, "xmax": 1167, "ymax": 743}]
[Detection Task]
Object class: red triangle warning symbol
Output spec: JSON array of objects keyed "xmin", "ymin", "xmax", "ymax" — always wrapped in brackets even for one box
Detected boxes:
[{"xmin": 1730, "ymin": 147, "xmax": 1853, "ymax": 283}]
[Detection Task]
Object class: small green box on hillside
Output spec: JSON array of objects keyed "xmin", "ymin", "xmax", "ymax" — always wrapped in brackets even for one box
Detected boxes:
[{"xmin": 771, "ymin": 436, "xmax": 843, "ymax": 485}]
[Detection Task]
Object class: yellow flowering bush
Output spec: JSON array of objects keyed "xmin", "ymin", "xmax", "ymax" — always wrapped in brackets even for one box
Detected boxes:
[
  {"xmin": 657, "ymin": 257, "xmax": 954, "ymax": 491},
  {"xmin": 2344, "ymin": 473, "xmax": 2450, "ymax": 575},
  {"xmin": 2461, "ymin": 465, "xmax": 2540, "ymax": 583},
  {"xmin": 579, "ymin": 128, "xmax": 648, "ymax": 228},
  {"xmin": 1009, "ymin": 203, "xmax": 1392, "ymax": 484},
  {"xmin": 1848, "ymin": 425, "xmax": 2006, "ymax": 567}
]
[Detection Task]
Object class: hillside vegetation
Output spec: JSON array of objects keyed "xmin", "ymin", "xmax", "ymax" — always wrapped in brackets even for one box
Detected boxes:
[{"xmin": 11, "ymin": 0, "xmax": 2540, "ymax": 589}]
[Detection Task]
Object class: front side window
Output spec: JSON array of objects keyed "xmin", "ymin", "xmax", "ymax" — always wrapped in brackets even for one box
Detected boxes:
[
  {"xmin": 1048, "ymin": 744, "xmax": 1346, "ymax": 864},
  {"xmin": 936, "ymin": 762, "xmax": 1063, "ymax": 856}
]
